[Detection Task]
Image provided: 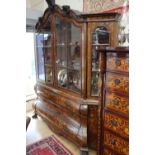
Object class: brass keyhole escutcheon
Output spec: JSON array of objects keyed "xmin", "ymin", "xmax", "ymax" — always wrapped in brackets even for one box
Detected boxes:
[
  {"xmin": 114, "ymin": 79, "xmax": 121, "ymax": 85},
  {"xmin": 111, "ymin": 119, "xmax": 117, "ymax": 126},
  {"xmin": 111, "ymin": 138, "xmax": 116, "ymax": 145}
]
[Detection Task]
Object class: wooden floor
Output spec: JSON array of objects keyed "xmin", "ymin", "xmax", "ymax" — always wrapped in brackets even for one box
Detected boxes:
[{"xmin": 26, "ymin": 111, "xmax": 97, "ymax": 155}]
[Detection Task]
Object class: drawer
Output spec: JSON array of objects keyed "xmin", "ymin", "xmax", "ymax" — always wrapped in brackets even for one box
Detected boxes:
[
  {"xmin": 59, "ymin": 96, "xmax": 82, "ymax": 114},
  {"xmin": 106, "ymin": 72, "xmax": 129, "ymax": 93},
  {"xmin": 103, "ymin": 148, "xmax": 119, "ymax": 155},
  {"xmin": 105, "ymin": 92, "xmax": 128, "ymax": 115},
  {"xmin": 104, "ymin": 131, "xmax": 129, "ymax": 155},
  {"xmin": 106, "ymin": 53, "xmax": 129, "ymax": 72},
  {"xmin": 37, "ymin": 86, "xmax": 58, "ymax": 103},
  {"xmin": 104, "ymin": 112, "xmax": 129, "ymax": 138}
]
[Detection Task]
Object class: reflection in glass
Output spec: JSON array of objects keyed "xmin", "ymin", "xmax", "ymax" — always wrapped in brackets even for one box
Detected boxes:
[
  {"xmin": 36, "ymin": 33, "xmax": 45, "ymax": 81},
  {"xmin": 57, "ymin": 68, "xmax": 67, "ymax": 87},
  {"xmin": 44, "ymin": 33, "xmax": 53, "ymax": 83},
  {"xmin": 55, "ymin": 15, "xmax": 81, "ymax": 93},
  {"xmin": 92, "ymin": 27, "xmax": 109, "ymax": 45},
  {"xmin": 35, "ymin": 30, "xmax": 53, "ymax": 83},
  {"xmin": 91, "ymin": 26, "xmax": 109, "ymax": 96}
]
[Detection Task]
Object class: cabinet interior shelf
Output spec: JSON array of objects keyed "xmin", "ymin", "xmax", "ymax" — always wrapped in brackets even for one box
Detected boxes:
[
  {"xmin": 56, "ymin": 44, "xmax": 80, "ymax": 47},
  {"xmin": 37, "ymin": 46, "xmax": 52, "ymax": 48},
  {"xmin": 92, "ymin": 69, "xmax": 99, "ymax": 72},
  {"xmin": 57, "ymin": 65, "xmax": 81, "ymax": 71},
  {"xmin": 45, "ymin": 64, "xmax": 52, "ymax": 67},
  {"xmin": 92, "ymin": 43, "xmax": 110, "ymax": 46}
]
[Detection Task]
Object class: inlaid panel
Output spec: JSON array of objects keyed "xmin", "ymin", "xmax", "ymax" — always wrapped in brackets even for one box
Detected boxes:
[
  {"xmin": 103, "ymin": 148, "xmax": 118, "ymax": 155},
  {"xmin": 104, "ymin": 112, "xmax": 129, "ymax": 138},
  {"xmin": 105, "ymin": 91, "xmax": 128, "ymax": 115},
  {"xmin": 106, "ymin": 53, "xmax": 129, "ymax": 72},
  {"xmin": 104, "ymin": 131, "xmax": 129, "ymax": 155},
  {"xmin": 106, "ymin": 72, "xmax": 129, "ymax": 93},
  {"xmin": 88, "ymin": 105, "xmax": 98, "ymax": 149}
]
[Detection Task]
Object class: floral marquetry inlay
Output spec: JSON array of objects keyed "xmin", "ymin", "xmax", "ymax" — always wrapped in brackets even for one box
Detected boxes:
[
  {"xmin": 105, "ymin": 92, "xmax": 128, "ymax": 115},
  {"xmin": 106, "ymin": 54, "xmax": 129, "ymax": 72},
  {"xmin": 103, "ymin": 148, "xmax": 115, "ymax": 155},
  {"xmin": 104, "ymin": 112, "xmax": 129, "ymax": 138},
  {"xmin": 106, "ymin": 72, "xmax": 129, "ymax": 93},
  {"xmin": 104, "ymin": 131, "xmax": 129, "ymax": 155}
]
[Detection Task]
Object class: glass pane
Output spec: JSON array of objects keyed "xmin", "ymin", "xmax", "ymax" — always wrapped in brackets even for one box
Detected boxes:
[
  {"xmin": 68, "ymin": 69, "xmax": 81, "ymax": 93},
  {"xmin": 55, "ymin": 16, "xmax": 67, "ymax": 67},
  {"xmin": 36, "ymin": 33, "xmax": 45, "ymax": 81},
  {"xmin": 68, "ymin": 24, "xmax": 81, "ymax": 92},
  {"xmin": 44, "ymin": 33, "xmax": 52, "ymax": 64},
  {"xmin": 44, "ymin": 33, "xmax": 53, "ymax": 83},
  {"xmin": 55, "ymin": 15, "xmax": 82, "ymax": 93},
  {"xmin": 92, "ymin": 27, "xmax": 109, "ymax": 45},
  {"xmin": 91, "ymin": 26, "xmax": 109, "ymax": 96},
  {"xmin": 91, "ymin": 46, "xmax": 99, "ymax": 96},
  {"xmin": 57, "ymin": 68, "xmax": 67, "ymax": 88}
]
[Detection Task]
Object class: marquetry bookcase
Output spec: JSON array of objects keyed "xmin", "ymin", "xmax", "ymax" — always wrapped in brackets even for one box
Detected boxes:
[{"xmin": 33, "ymin": 1, "xmax": 121, "ymax": 154}]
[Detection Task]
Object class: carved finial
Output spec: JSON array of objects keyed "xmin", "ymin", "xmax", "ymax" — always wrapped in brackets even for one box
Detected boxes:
[{"xmin": 46, "ymin": 0, "xmax": 55, "ymax": 8}]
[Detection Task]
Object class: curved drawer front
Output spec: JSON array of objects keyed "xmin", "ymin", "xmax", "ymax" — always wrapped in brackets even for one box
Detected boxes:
[
  {"xmin": 104, "ymin": 112, "xmax": 129, "ymax": 138},
  {"xmin": 106, "ymin": 53, "xmax": 129, "ymax": 72},
  {"xmin": 37, "ymin": 85, "xmax": 58, "ymax": 103},
  {"xmin": 106, "ymin": 73, "xmax": 129, "ymax": 93},
  {"xmin": 105, "ymin": 92, "xmax": 129, "ymax": 115},
  {"xmin": 104, "ymin": 131, "xmax": 129, "ymax": 155}
]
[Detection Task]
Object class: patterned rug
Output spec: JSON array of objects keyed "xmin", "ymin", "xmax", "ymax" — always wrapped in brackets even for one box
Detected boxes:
[{"xmin": 26, "ymin": 135, "xmax": 74, "ymax": 155}]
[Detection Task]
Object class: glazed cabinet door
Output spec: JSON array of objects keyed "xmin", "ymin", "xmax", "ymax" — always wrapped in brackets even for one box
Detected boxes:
[
  {"xmin": 87, "ymin": 22, "xmax": 111, "ymax": 98},
  {"xmin": 54, "ymin": 15, "xmax": 82, "ymax": 94},
  {"xmin": 35, "ymin": 24, "xmax": 53, "ymax": 84}
]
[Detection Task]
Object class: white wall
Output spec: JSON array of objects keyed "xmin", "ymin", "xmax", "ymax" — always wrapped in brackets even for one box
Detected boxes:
[
  {"xmin": 26, "ymin": 0, "xmax": 47, "ymax": 11},
  {"xmin": 26, "ymin": 0, "xmax": 83, "ymax": 28},
  {"xmin": 56, "ymin": 0, "xmax": 83, "ymax": 12},
  {"xmin": 27, "ymin": 0, "xmax": 83, "ymax": 12}
]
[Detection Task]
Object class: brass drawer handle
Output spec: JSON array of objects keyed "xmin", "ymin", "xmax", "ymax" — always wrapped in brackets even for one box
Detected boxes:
[
  {"xmin": 114, "ymin": 79, "xmax": 121, "ymax": 85},
  {"xmin": 111, "ymin": 119, "xmax": 117, "ymax": 126},
  {"xmin": 115, "ymin": 59, "xmax": 121, "ymax": 66},
  {"xmin": 112, "ymin": 97, "xmax": 120, "ymax": 105},
  {"xmin": 111, "ymin": 138, "xmax": 116, "ymax": 145}
]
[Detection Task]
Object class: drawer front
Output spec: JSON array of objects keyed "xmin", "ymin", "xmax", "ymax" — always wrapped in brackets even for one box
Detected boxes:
[
  {"xmin": 106, "ymin": 53, "xmax": 129, "ymax": 72},
  {"xmin": 106, "ymin": 73, "xmax": 129, "ymax": 93},
  {"xmin": 104, "ymin": 131, "xmax": 129, "ymax": 155},
  {"xmin": 104, "ymin": 112, "xmax": 129, "ymax": 138},
  {"xmin": 103, "ymin": 148, "xmax": 119, "ymax": 155},
  {"xmin": 105, "ymin": 92, "xmax": 129, "ymax": 115},
  {"xmin": 37, "ymin": 86, "xmax": 58, "ymax": 103}
]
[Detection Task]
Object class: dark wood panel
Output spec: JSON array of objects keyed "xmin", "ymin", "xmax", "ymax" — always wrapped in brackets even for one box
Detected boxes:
[{"xmin": 88, "ymin": 105, "xmax": 98, "ymax": 150}]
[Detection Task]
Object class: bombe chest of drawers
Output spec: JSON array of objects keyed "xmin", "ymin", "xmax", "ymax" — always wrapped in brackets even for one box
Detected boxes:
[{"xmin": 97, "ymin": 46, "xmax": 129, "ymax": 155}]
